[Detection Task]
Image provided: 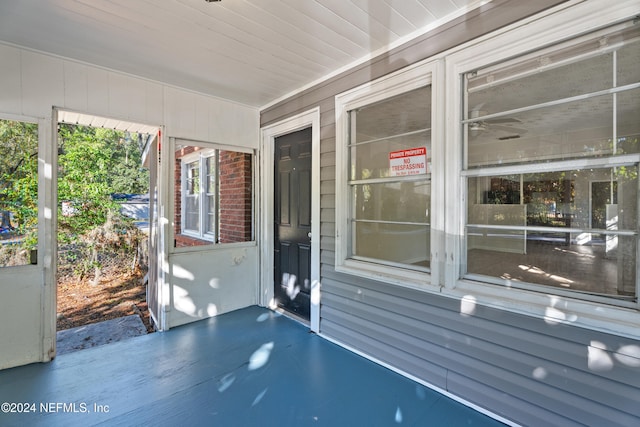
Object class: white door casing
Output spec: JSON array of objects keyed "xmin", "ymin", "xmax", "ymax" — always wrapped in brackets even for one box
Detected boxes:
[{"xmin": 260, "ymin": 108, "xmax": 321, "ymax": 332}]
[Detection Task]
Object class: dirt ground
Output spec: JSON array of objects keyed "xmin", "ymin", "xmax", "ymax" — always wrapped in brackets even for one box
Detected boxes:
[{"xmin": 56, "ymin": 268, "xmax": 154, "ymax": 333}]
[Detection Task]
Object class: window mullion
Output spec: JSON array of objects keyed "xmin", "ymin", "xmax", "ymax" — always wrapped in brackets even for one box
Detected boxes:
[
  {"xmin": 199, "ymin": 154, "xmax": 205, "ymax": 239},
  {"xmin": 462, "ymin": 154, "xmax": 640, "ymax": 177},
  {"xmin": 354, "ymin": 218, "xmax": 430, "ymax": 227},
  {"xmin": 349, "ymin": 175, "xmax": 430, "ymax": 186},
  {"xmin": 214, "ymin": 150, "xmax": 219, "ymax": 243},
  {"xmin": 348, "ymin": 111, "xmax": 357, "ymax": 259},
  {"xmin": 348, "ymin": 128, "xmax": 431, "ymax": 147}
]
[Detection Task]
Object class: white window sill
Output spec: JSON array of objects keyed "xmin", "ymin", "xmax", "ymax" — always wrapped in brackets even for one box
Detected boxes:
[
  {"xmin": 336, "ymin": 259, "xmax": 439, "ymax": 293},
  {"xmin": 172, "ymin": 240, "xmax": 256, "ymax": 255}
]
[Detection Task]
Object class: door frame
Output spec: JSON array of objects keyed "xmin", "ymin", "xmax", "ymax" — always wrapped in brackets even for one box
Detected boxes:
[
  {"xmin": 0, "ymin": 112, "xmax": 55, "ymax": 369},
  {"xmin": 260, "ymin": 108, "xmax": 321, "ymax": 332}
]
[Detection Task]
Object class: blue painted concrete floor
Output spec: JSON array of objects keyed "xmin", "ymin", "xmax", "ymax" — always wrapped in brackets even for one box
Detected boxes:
[{"xmin": 0, "ymin": 306, "xmax": 507, "ymax": 426}]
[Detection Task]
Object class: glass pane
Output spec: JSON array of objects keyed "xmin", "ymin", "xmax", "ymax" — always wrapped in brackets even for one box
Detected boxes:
[
  {"xmin": 186, "ymin": 161, "xmax": 199, "ymax": 195},
  {"xmin": 466, "ymin": 24, "xmax": 640, "ymax": 169},
  {"xmin": 206, "ymin": 194, "xmax": 216, "ymax": 234},
  {"xmin": 353, "ymin": 222, "xmax": 429, "ymax": 269},
  {"xmin": 353, "ymin": 86, "xmax": 431, "ymax": 141},
  {"xmin": 468, "ymin": 51, "xmax": 613, "ymax": 116},
  {"xmin": 185, "ymin": 196, "xmax": 199, "ymax": 232},
  {"xmin": 347, "ymin": 85, "xmax": 432, "ymax": 271},
  {"xmin": 350, "ymin": 86, "xmax": 431, "ymax": 180},
  {"xmin": 616, "ymin": 88, "xmax": 640, "ymax": 155},
  {"xmin": 466, "ymin": 165, "xmax": 638, "ymax": 299},
  {"xmin": 616, "ymin": 37, "xmax": 640, "ymax": 87},
  {"xmin": 467, "ymin": 24, "xmax": 640, "ymax": 115},
  {"xmin": 206, "ymin": 212, "xmax": 215, "ymax": 235},
  {"xmin": 353, "ymin": 181, "xmax": 430, "ymax": 223},
  {"xmin": 351, "ymin": 132, "xmax": 430, "ymax": 180},
  {"xmin": 467, "ymin": 229, "xmax": 636, "ymax": 299},
  {"xmin": 467, "ymin": 94, "xmax": 620, "ymax": 168},
  {"xmin": 0, "ymin": 119, "xmax": 38, "ymax": 267},
  {"xmin": 468, "ymin": 167, "xmax": 637, "ymax": 232},
  {"xmin": 206, "ymin": 155, "xmax": 216, "ymax": 192}
]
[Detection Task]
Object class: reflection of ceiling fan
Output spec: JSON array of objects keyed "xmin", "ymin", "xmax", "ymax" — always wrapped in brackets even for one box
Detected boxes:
[{"xmin": 469, "ymin": 105, "xmax": 527, "ymax": 140}]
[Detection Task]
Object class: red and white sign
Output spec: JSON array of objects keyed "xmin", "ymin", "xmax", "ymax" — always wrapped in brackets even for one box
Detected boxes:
[{"xmin": 389, "ymin": 147, "xmax": 427, "ymax": 176}]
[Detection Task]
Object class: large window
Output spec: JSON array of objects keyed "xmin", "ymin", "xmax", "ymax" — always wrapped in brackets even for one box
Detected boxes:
[
  {"xmin": 174, "ymin": 142, "xmax": 253, "ymax": 247},
  {"xmin": 462, "ymin": 23, "xmax": 640, "ymax": 303},
  {"xmin": 336, "ymin": 63, "xmax": 436, "ymax": 285},
  {"xmin": 0, "ymin": 119, "xmax": 38, "ymax": 267}
]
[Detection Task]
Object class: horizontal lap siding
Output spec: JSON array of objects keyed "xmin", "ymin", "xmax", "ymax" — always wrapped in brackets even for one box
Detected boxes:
[
  {"xmin": 260, "ymin": 1, "xmax": 640, "ymax": 426},
  {"xmin": 320, "ymin": 271, "xmax": 640, "ymax": 425}
]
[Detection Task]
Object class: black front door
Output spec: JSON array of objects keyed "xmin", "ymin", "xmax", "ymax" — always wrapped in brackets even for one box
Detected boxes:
[{"xmin": 274, "ymin": 128, "xmax": 312, "ymax": 320}]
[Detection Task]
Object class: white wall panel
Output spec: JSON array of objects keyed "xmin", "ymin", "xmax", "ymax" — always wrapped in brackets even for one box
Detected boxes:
[
  {"xmin": 106, "ymin": 73, "xmax": 156, "ymax": 125},
  {"xmin": 124, "ymin": 77, "xmax": 148, "ymax": 122},
  {"xmin": 168, "ymin": 247, "xmax": 258, "ymax": 328},
  {"xmin": 86, "ymin": 67, "xmax": 110, "ymax": 117},
  {"xmin": 0, "ymin": 268, "xmax": 42, "ymax": 370},
  {"xmin": 194, "ymin": 93, "xmax": 211, "ymax": 142},
  {"xmin": 164, "ymin": 86, "xmax": 259, "ymax": 146},
  {"xmin": 63, "ymin": 61, "xmax": 89, "ymax": 112},
  {"xmin": 0, "ymin": 44, "xmax": 21, "ymax": 114},
  {"xmin": 221, "ymin": 105, "xmax": 259, "ymax": 149},
  {"xmin": 107, "ymin": 73, "xmax": 133, "ymax": 120},
  {"xmin": 145, "ymin": 80, "xmax": 164, "ymax": 125},
  {"xmin": 20, "ymin": 51, "xmax": 64, "ymax": 117},
  {"xmin": 164, "ymin": 87, "xmax": 197, "ymax": 140}
]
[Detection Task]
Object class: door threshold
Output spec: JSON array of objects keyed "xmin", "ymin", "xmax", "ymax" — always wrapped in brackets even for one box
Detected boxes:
[{"xmin": 274, "ymin": 307, "xmax": 310, "ymax": 328}]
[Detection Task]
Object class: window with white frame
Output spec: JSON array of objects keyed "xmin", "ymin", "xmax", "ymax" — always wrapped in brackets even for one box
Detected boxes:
[
  {"xmin": 174, "ymin": 142, "xmax": 254, "ymax": 247},
  {"xmin": 181, "ymin": 149, "xmax": 216, "ymax": 241},
  {"xmin": 336, "ymin": 63, "xmax": 436, "ymax": 285},
  {"xmin": 461, "ymin": 22, "xmax": 640, "ymax": 304}
]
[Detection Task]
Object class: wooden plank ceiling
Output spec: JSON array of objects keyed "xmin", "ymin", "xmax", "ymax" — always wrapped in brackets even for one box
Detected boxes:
[{"xmin": 0, "ymin": 0, "xmax": 479, "ymax": 108}]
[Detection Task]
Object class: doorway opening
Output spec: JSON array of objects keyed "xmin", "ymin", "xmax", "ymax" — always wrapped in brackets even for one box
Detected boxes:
[{"xmin": 55, "ymin": 111, "xmax": 158, "ymax": 352}]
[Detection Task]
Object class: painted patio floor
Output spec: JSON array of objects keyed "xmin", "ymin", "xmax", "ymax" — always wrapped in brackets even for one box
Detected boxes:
[{"xmin": 0, "ymin": 306, "xmax": 508, "ymax": 426}]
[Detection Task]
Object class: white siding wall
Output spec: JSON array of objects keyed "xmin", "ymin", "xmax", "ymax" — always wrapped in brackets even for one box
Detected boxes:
[{"xmin": 0, "ymin": 44, "xmax": 259, "ymax": 368}]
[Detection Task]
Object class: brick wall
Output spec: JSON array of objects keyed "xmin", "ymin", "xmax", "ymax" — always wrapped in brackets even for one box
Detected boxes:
[{"xmin": 218, "ymin": 150, "xmax": 252, "ymax": 243}]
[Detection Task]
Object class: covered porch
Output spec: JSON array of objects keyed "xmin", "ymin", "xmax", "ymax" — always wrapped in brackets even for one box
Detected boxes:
[{"xmin": 0, "ymin": 306, "xmax": 506, "ymax": 426}]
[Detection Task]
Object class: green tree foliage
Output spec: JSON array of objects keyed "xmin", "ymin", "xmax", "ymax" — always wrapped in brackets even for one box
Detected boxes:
[
  {"xmin": 1, "ymin": 120, "xmax": 150, "ymax": 272},
  {"xmin": 0, "ymin": 120, "xmax": 38, "ymax": 249},
  {"xmin": 57, "ymin": 124, "xmax": 149, "ymax": 279},
  {"xmin": 57, "ymin": 124, "xmax": 149, "ymax": 241},
  {"xmin": 58, "ymin": 125, "xmax": 117, "ymax": 240},
  {"xmin": 109, "ymin": 132, "xmax": 149, "ymax": 194}
]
